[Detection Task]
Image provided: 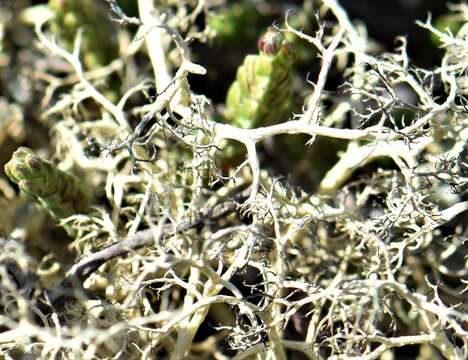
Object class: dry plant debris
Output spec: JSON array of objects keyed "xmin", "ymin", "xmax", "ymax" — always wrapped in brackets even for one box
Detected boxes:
[{"xmin": 0, "ymin": 0, "xmax": 467, "ymax": 359}]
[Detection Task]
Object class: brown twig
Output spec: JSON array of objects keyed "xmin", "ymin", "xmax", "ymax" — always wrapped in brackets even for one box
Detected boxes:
[{"xmin": 42, "ymin": 188, "xmax": 250, "ymax": 310}]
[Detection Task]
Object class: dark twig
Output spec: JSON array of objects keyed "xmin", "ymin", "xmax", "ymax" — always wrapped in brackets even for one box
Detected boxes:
[{"xmin": 42, "ymin": 188, "xmax": 250, "ymax": 311}]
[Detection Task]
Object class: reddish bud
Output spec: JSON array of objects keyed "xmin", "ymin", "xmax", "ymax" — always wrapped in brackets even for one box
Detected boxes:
[{"xmin": 258, "ymin": 29, "xmax": 284, "ymax": 55}]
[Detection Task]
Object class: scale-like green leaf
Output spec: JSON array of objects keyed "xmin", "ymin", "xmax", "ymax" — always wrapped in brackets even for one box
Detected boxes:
[
  {"xmin": 5, "ymin": 147, "xmax": 88, "ymax": 221},
  {"xmin": 224, "ymin": 28, "xmax": 294, "ymax": 129}
]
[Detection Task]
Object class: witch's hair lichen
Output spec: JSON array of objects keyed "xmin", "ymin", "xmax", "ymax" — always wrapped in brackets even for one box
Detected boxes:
[{"xmin": 0, "ymin": 0, "xmax": 467, "ymax": 359}]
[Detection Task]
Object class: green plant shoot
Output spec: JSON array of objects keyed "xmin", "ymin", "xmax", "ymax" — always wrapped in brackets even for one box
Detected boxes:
[
  {"xmin": 5, "ymin": 147, "xmax": 88, "ymax": 221},
  {"xmin": 224, "ymin": 27, "xmax": 294, "ymax": 129}
]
